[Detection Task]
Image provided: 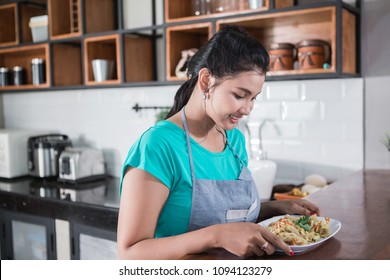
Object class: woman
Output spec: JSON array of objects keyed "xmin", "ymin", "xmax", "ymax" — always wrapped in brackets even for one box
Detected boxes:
[{"xmin": 117, "ymin": 25, "xmax": 320, "ymax": 259}]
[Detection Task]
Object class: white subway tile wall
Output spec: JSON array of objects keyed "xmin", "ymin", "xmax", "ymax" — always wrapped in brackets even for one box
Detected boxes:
[
  {"xmin": 249, "ymin": 78, "xmax": 364, "ymax": 184},
  {"xmin": 3, "ymin": 78, "xmax": 363, "ymax": 185}
]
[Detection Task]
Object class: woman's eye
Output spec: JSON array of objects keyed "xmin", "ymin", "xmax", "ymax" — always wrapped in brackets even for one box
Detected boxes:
[{"xmin": 234, "ymin": 93, "xmax": 245, "ymax": 99}]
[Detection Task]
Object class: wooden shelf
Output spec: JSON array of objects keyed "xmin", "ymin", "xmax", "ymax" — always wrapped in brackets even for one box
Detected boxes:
[
  {"xmin": 48, "ymin": 0, "xmax": 81, "ymax": 40},
  {"xmin": 164, "ymin": 0, "xmax": 270, "ymax": 23},
  {"xmin": 216, "ymin": 6, "xmax": 357, "ymax": 76},
  {"xmin": 166, "ymin": 22, "xmax": 212, "ymax": 81},
  {"xmin": 123, "ymin": 34, "xmax": 154, "ymax": 83},
  {"xmin": 19, "ymin": 1, "xmax": 47, "ymax": 44},
  {"xmin": 0, "ymin": 0, "xmax": 360, "ymax": 92},
  {"xmin": 0, "ymin": 3, "xmax": 18, "ymax": 47},
  {"xmin": 52, "ymin": 40, "xmax": 82, "ymax": 86},
  {"xmin": 0, "ymin": 43, "xmax": 50, "ymax": 89},
  {"xmin": 84, "ymin": 34, "xmax": 121, "ymax": 85},
  {"xmin": 84, "ymin": 0, "xmax": 116, "ymax": 34}
]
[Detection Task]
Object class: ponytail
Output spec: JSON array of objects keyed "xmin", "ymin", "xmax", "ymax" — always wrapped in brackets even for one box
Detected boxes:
[{"xmin": 165, "ymin": 75, "xmax": 198, "ymax": 119}]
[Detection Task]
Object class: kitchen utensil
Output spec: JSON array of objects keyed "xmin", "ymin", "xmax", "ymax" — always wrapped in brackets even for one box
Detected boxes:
[
  {"xmin": 92, "ymin": 59, "xmax": 114, "ymax": 82},
  {"xmin": 27, "ymin": 134, "xmax": 72, "ymax": 178}
]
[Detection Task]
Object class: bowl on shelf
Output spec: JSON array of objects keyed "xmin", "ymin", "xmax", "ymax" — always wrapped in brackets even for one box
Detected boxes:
[{"xmin": 248, "ymin": 159, "xmax": 277, "ymax": 201}]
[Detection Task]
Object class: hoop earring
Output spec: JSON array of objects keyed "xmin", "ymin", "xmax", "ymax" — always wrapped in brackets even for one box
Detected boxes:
[{"xmin": 202, "ymin": 93, "xmax": 207, "ymax": 100}]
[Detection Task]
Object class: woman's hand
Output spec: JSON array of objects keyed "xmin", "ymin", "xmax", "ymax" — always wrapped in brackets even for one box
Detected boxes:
[
  {"xmin": 258, "ymin": 199, "xmax": 321, "ymax": 222},
  {"xmin": 212, "ymin": 222, "xmax": 293, "ymax": 258}
]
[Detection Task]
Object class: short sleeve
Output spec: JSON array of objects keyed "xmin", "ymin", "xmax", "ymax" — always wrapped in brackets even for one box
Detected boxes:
[{"xmin": 121, "ymin": 127, "xmax": 175, "ymax": 191}]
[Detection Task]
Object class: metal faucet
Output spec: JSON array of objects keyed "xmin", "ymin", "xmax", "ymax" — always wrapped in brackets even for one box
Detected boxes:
[
  {"xmin": 238, "ymin": 116, "xmax": 253, "ymax": 159},
  {"xmin": 258, "ymin": 119, "xmax": 281, "ymax": 160}
]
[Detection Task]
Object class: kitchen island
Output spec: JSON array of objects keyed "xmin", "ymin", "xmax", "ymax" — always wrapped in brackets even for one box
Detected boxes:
[{"xmin": 1, "ymin": 169, "xmax": 390, "ymax": 260}]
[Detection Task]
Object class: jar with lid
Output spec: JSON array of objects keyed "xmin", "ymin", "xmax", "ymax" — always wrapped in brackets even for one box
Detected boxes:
[
  {"xmin": 0, "ymin": 67, "xmax": 10, "ymax": 86},
  {"xmin": 268, "ymin": 43, "xmax": 296, "ymax": 71},
  {"xmin": 296, "ymin": 39, "xmax": 331, "ymax": 69},
  {"xmin": 210, "ymin": 0, "xmax": 238, "ymax": 13},
  {"xmin": 31, "ymin": 58, "xmax": 46, "ymax": 85},
  {"xmin": 13, "ymin": 66, "xmax": 26, "ymax": 86},
  {"xmin": 192, "ymin": 0, "xmax": 211, "ymax": 16}
]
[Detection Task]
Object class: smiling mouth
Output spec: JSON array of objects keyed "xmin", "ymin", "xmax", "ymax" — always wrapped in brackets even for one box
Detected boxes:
[{"xmin": 229, "ymin": 114, "xmax": 242, "ymax": 122}]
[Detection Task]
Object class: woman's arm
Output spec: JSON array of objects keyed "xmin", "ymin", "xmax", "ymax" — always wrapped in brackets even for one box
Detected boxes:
[
  {"xmin": 117, "ymin": 168, "xmax": 219, "ymax": 259},
  {"xmin": 117, "ymin": 168, "xmax": 293, "ymax": 259}
]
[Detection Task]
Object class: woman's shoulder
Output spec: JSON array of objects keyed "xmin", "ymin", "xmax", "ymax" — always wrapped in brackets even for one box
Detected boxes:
[{"xmin": 139, "ymin": 120, "xmax": 184, "ymax": 146}]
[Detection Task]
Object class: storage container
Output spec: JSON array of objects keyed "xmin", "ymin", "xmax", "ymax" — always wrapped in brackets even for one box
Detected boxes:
[
  {"xmin": 29, "ymin": 15, "xmax": 48, "ymax": 42},
  {"xmin": 268, "ymin": 43, "xmax": 295, "ymax": 71},
  {"xmin": 296, "ymin": 39, "xmax": 330, "ymax": 69}
]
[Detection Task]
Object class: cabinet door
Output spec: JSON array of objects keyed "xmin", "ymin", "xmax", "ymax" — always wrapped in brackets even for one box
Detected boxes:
[
  {"xmin": 70, "ymin": 223, "xmax": 117, "ymax": 260},
  {"xmin": 0, "ymin": 210, "xmax": 56, "ymax": 260}
]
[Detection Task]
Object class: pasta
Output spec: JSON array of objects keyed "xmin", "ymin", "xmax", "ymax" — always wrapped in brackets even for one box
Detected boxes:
[{"xmin": 266, "ymin": 214, "xmax": 331, "ymax": 245}]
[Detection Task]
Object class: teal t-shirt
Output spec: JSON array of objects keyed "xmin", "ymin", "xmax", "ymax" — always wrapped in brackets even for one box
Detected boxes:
[{"xmin": 120, "ymin": 120, "xmax": 248, "ymax": 237}]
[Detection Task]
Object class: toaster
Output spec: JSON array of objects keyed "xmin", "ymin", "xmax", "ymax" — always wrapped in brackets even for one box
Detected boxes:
[{"xmin": 58, "ymin": 147, "xmax": 106, "ymax": 182}]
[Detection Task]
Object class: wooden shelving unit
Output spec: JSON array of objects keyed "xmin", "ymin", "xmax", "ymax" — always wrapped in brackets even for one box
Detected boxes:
[
  {"xmin": 0, "ymin": 3, "xmax": 19, "ymax": 47},
  {"xmin": 0, "ymin": 0, "xmax": 360, "ymax": 92},
  {"xmin": 48, "ymin": 0, "xmax": 82, "ymax": 39},
  {"xmin": 165, "ymin": 0, "xmax": 359, "ymax": 81},
  {"xmin": 166, "ymin": 22, "xmax": 212, "ymax": 81},
  {"xmin": 0, "ymin": 43, "xmax": 50, "ymax": 90},
  {"xmin": 84, "ymin": 34, "xmax": 121, "ymax": 85}
]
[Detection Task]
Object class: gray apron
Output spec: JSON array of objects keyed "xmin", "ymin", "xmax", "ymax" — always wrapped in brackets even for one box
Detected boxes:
[{"xmin": 181, "ymin": 108, "xmax": 260, "ymax": 231}]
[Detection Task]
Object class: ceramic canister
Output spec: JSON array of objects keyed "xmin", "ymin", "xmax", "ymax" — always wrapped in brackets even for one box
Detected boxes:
[
  {"xmin": 268, "ymin": 42, "xmax": 295, "ymax": 71},
  {"xmin": 296, "ymin": 39, "xmax": 330, "ymax": 69}
]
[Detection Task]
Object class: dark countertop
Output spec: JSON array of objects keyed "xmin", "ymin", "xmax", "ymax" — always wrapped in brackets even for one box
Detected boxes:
[
  {"xmin": 182, "ymin": 169, "xmax": 390, "ymax": 260},
  {"xmin": 0, "ymin": 176, "xmax": 120, "ymax": 231}
]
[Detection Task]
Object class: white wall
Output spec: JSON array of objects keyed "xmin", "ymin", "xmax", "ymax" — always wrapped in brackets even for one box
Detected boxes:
[
  {"xmin": 245, "ymin": 78, "xmax": 364, "ymax": 184},
  {"xmin": 361, "ymin": 0, "xmax": 390, "ymax": 169},
  {"xmin": 3, "ymin": 86, "xmax": 176, "ymax": 177},
  {"xmin": 3, "ymin": 78, "xmax": 364, "ymax": 184}
]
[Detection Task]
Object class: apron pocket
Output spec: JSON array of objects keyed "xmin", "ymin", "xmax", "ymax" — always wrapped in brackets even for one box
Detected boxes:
[{"xmin": 226, "ymin": 199, "xmax": 258, "ymax": 222}]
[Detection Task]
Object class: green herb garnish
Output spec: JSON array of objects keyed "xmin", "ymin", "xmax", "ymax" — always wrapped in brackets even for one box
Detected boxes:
[{"xmin": 295, "ymin": 215, "xmax": 311, "ymax": 231}]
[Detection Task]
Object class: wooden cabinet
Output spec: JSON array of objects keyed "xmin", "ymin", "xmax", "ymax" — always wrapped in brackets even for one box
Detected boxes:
[
  {"xmin": 165, "ymin": 0, "xmax": 360, "ymax": 81},
  {"xmin": 0, "ymin": 0, "xmax": 360, "ymax": 92}
]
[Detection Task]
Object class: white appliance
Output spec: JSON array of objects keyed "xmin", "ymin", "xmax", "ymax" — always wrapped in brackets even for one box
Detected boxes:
[{"xmin": 0, "ymin": 129, "xmax": 49, "ymax": 178}]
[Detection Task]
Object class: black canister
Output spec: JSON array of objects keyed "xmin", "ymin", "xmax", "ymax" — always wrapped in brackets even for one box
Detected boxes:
[
  {"xmin": 13, "ymin": 66, "xmax": 26, "ymax": 86},
  {"xmin": 31, "ymin": 58, "xmax": 46, "ymax": 85},
  {"xmin": 0, "ymin": 67, "xmax": 10, "ymax": 86}
]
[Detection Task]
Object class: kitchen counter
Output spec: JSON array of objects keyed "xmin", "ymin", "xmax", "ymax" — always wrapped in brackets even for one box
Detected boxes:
[
  {"xmin": 1, "ymin": 169, "xmax": 390, "ymax": 260},
  {"xmin": 182, "ymin": 169, "xmax": 390, "ymax": 260},
  {"xmin": 0, "ymin": 176, "xmax": 120, "ymax": 231}
]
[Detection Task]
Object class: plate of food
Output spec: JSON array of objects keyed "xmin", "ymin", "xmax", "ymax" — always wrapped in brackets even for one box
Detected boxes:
[{"xmin": 259, "ymin": 214, "xmax": 341, "ymax": 254}]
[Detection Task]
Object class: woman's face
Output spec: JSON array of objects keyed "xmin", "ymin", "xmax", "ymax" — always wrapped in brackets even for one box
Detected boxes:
[{"xmin": 206, "ymin": 70, "xmax": 265, "ymax": 130}]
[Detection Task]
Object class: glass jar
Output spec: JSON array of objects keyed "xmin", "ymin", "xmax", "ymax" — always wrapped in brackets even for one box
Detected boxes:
[
  {"xmin": 210, "ymin": 0, "xmax": 238, "ymax": 13},
  {"xmin": 192, "ymin": 0, "xmax": 211, "ymax": 16}
]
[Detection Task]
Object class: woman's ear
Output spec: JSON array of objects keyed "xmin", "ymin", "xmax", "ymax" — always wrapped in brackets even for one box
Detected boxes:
[{"xmin": 198, "ymin": 68, "xmax": 211, "ymax": 92}]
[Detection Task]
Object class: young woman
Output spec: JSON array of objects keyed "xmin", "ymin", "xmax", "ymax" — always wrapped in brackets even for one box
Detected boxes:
[{"xmin": 117, "ymin": 25, "xmax": 320, "ymax": 259}]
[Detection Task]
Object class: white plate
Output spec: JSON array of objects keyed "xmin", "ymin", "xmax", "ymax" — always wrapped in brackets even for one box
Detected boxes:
[{"xmin": 259, "ymin": 215, "xmax": 341, "ymax": 254}]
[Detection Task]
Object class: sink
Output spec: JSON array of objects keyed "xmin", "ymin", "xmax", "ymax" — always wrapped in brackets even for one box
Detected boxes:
[{"xmin": 248, "ymin": 159, "xmax": 277, "ymax": 201}]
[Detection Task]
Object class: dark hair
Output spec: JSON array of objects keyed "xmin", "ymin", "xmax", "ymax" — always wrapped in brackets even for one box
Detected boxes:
[{"xmin": 165, "ymin": 25, "xmax": 270, "ymax": 119}]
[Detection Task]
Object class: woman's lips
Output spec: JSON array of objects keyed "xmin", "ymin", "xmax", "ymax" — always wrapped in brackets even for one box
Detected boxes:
[{"xmin": 229, "ymin": 114, "xmax": 241, "ymax": 123}]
